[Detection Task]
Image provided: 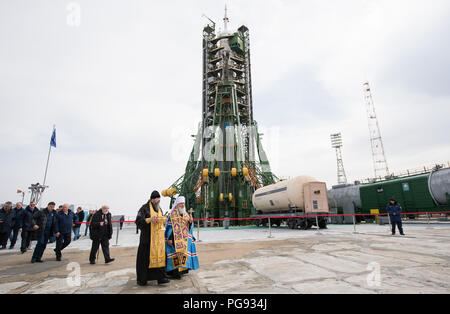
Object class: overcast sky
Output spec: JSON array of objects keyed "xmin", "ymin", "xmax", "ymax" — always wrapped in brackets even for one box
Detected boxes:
[{"xmin": 1, "ymin": 0, "xmax": 449, "ymax": 217}]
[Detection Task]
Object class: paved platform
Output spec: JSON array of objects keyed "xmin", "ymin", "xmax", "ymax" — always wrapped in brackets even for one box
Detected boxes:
[{"xmin": 0, "ymin": 224, "xmax": 449, "ymax": 294}]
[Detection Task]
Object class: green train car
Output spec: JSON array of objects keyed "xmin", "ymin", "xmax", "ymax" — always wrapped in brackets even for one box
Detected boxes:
[{"xmin": 328, "ymin": 168, "xmax": 450, "ymax": 223}]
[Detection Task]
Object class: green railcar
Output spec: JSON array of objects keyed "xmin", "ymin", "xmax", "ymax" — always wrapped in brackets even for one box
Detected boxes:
[{"xmin": 358, "ymin": 172, "xmax": 449, "ymax": 218}]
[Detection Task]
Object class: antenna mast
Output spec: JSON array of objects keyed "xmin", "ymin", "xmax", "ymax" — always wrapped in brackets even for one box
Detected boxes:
[
  {"xmin": 363, "ymin": 82, "xmax": 390, "ymax": 180},
  {"xmin": 223, "ymin": 5, "xmax": 229, "ymax": 32}
]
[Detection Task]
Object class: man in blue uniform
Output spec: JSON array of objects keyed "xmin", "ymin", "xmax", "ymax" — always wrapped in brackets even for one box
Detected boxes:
[
  {"xmin": 54, "ymin": 203, "xmax": 78, "ymax": 261},
  {"xmin": 386, "ymin": 198, "xmax": 405, "ymax": 236}
]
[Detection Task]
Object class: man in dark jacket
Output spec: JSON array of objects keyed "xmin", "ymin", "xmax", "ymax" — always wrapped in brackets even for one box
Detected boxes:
[
  {"xmin": 89, "ymin": 205, "xmax": 114, "ymax": 264},
  {"xmin": 20, "ymin": 202, "xmax": 39, "ymax": 253},
  {"xmin": 0, "ymin": 202, "xmax": 13, "ymax": 249},
  {"xmin": 49, "ymin": 205, "xmax": 63, "ymax": 244},
  {"xmin": 386, "ymin": 198, "xmax": 405, "ymax": 236},
  {"xmin": 9, "ymin": 202, "xmax": 24, "ymax": 249},
  {"xmin": 31, "ymin": 202, "xmax": 56, "ymax": 263},
  {"xmin": 73, "ymin": 207, "xmax": 85, "ymax": 240},
  {"xmin": 54, "ymin": 203, "xmax": 78, "ymax": 261}
]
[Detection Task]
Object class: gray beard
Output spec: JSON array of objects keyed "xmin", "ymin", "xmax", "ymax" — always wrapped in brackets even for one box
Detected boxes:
[{"xmin": 151, "ymin": 201, "xmax": 160, "ymax": 210}]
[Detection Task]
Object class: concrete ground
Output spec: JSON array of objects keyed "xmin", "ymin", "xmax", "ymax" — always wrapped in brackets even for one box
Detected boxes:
[{"xmin": 0, "ymin": 223, "xmax": 449, "ymax": 294}]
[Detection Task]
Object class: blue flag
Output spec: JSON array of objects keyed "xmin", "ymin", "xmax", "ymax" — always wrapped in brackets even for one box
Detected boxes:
[{"xmin": 50, "ymin": 129, "xmax": 56, "ymax": 148}]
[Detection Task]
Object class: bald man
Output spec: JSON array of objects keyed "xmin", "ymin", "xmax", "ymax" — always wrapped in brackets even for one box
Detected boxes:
[
  {"xmin": 54, "ymin": 204, "xmax": 78, "ymax": 261},
  {"xmin": 89, "ymin": 206, "xmax": 114, "ymax": 264}
]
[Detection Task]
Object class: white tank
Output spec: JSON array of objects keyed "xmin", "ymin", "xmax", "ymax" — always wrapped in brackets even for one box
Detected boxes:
[{"xmin": 252, "ymin": 176, "xmax": 329, "ymax": 213}]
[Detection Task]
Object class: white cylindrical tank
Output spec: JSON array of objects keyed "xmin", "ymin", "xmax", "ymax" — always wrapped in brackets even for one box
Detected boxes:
[{"xmin": 252, "ymin": 175, "xmax": 323, "ymax": 213}]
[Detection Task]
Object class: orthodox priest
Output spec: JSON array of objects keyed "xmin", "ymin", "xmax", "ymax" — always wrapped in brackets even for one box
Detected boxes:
[
  {"xmin": 135, "ymin": 191, "xmax": 170, "ymax": 286},
  {"xmin": 165, "ymin": 196, "xmax": 199, "ymax": 279}
]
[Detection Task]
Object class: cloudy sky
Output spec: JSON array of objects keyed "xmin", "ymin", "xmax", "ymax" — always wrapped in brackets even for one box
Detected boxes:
[{"xmin": 1, "ymin": 0, "xmax": 449, "ymax": 217}]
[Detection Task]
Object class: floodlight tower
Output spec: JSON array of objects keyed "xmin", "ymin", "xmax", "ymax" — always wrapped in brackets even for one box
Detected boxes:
[
  {"xmin": 363, "ymin": 82, "xmax": 390, "ymax": 180},
  {"xmin": 330, "ymin": 133, "xmax": 347, "ymax": 185}
]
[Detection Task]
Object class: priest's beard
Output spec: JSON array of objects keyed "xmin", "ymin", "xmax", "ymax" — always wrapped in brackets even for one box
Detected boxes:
[{"xmin": 151, "ymin": 200, "xmax": 160, "ymax": 210}]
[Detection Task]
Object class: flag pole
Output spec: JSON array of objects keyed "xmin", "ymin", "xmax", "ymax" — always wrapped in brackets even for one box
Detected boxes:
[{"xmin": 43, "ymin": 125, "xmax": 55, "ymax": 186}]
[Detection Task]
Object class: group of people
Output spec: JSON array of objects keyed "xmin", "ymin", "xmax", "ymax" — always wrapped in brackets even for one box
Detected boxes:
[
  {"xmin": 0, "ymin": 201, "xmax": 106, "ymax": 263},
  {"xmin": 0, "ymin": 190, "xmax": 200, "ymax": 286}
]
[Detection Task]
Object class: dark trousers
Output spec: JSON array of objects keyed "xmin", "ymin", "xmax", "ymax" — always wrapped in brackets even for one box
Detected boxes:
[
  {"xmin": 55, "ymin": 233, "xmax": 71, "ymax": 257},
  {"xmin": 89, "ymin": 238, "xmax": 111, "ymax": 262},
  {"xmin": 21, "ymin": 230, "xmax": 34, "ymax": 252},
  {"xmin": 9, "ymin": 228, "xmax": 20, "ymax": 248},
  {"xmin": 0, "ymin": 232, "xmax": 9, "ymax": 248},
  {"xmin": 391, "ymin": 220, "xmax": 404, "ymax": 235},
  {"xmin": 32, "ymin": 232, "xmax": 51, "ymax": 260}
]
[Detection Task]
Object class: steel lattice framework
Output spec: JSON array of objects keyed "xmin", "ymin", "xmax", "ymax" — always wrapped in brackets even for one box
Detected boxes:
[
  {"xmin": 330, "ymin": 133, "xmax": 347, "ymax": 185},
  {"xmin": 363, "ymin": 82, "xmax": 390, "ymax": 180},
  {"xmin": 163, "ymin": 11, "xmax": 277, "ymax": 224}
]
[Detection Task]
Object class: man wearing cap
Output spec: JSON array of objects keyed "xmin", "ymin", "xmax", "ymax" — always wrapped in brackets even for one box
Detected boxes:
[
  {"xmin": 135, "ymin": 191, "xmax": 170, "ymax": 286},
  {"xmin": 386, "ymin": 198, "xmax": 405, "ymax": 236}
]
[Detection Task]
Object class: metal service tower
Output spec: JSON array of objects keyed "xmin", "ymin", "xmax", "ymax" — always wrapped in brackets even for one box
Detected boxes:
[
  {"xmin": 363, "ymin": 82, "xmax": 390, "ymax": 180},
  {"xmin": 163, "ymin": 8, "xmax": 277, "ymax": 224}
]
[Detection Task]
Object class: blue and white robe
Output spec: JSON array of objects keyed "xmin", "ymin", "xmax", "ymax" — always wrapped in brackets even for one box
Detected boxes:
[{"xmin": 165, "ymin": 215, "xmax": 199, "ymax": 272}]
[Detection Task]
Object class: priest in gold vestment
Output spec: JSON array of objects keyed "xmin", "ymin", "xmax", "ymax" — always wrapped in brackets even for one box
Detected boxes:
[{"xmin": 135, "ymin": 191, "xmax": 169, "ymax": 286}]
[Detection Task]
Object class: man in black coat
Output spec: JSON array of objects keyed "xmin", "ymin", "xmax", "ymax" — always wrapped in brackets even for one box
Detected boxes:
[
  {"xmin": 9, "ymin": 202, "xmax": 24, "ymax": 249},
  {"xmin": 20, "ymin": 202, "xmax": 39, "ymax": 253},
  {"xmin": 31, "ymin": 202, "xmax": 57, "ymax": 263},
  {"xmin": 89, "ymin": 205, "xmax": 114, "ymax": 264},
  {"xmin": 135, "ymin": 191, "xmax": 170, "ymax": 286},
  {"xmin": 0, "ymin": 202, "xmax": 13, "ymax": 249}
]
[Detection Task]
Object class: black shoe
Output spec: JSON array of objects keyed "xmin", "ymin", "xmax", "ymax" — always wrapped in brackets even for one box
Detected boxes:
[
  {"xmin": 36, "ymin": 259, "xmax": 43, "ymax": 263},
  {"xmin": 157, "ymin": 278, "xmax": 170, "ymax": 285},
  {"xmin": 105, "ymin": 258, "xmax": 115, "ymax": 264},
  {"xmin": 400, "ymin": 233, "xmax": 405, "ymax": 236},
  {"xmin": 56, "ymin": 256, "xmax": 61, "ymax": 261},
  {"xmin": 137, "ymin": 281, "xmax": 147, "ymax": 286},
  {"xmin": 90, "ymin": 260, "xmax": 95, "ymax": 265},
  {"xmin": 31, "ymin": 258, "xmax": 36, "ymax": 263},
  {"xmin": 169, "ymin": 272, "xmax": 182, "ymax": 280}
]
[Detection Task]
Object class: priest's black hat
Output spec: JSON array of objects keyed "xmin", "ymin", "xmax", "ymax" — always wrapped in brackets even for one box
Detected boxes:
[{"xmin": 150, "ymin": 190, "xmax": 161, "ymax": 199}]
